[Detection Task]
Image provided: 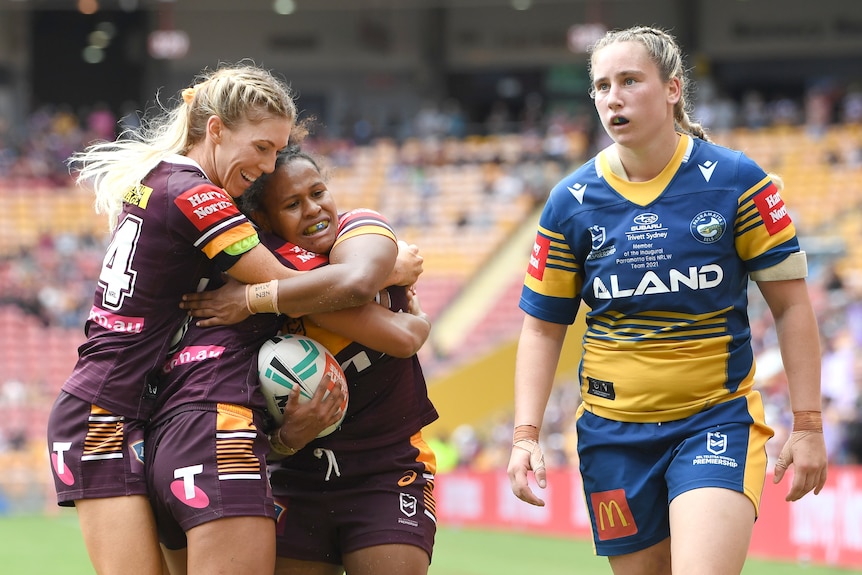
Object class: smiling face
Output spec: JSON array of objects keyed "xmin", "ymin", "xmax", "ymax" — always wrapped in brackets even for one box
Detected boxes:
[
  {"xmin": 253, "ymin": 157, "xmax": 338, "ymax": 254},
  {"xmin": 208, "ymin": 114, "xmax": 294, "ymax": 198},
  {"xmin": 590, "ymin": 40, "xmax": 680, "ymax": 149}
]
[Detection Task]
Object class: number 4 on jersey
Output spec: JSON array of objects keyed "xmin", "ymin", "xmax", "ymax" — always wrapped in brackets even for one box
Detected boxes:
[{"xmin": 99, "ymin": 215, "xmax": 142, "ymax": 310}]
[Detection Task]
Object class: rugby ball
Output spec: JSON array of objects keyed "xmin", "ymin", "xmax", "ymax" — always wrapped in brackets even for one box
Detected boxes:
[{"xmin": 257, "ymin": 334, "xmax": 348, "ymax": 437}]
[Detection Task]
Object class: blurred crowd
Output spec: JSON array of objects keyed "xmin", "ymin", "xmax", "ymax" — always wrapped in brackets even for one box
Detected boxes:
[{"xmin": 1, "ymin": 77, "xmax": 862, "ymax": 474}]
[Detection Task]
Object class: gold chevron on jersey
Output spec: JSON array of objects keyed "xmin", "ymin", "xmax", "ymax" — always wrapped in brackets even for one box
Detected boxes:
[
  {"xmin": 734, "ymin": 176, "xmax": 797, "ymax": 262},
  {"xmin": 215, "ymin": 404, "xmax": 262, "ymax": 480},
  {"xmin": 333, "ymin": 208, "xmax": 396, "ymax": 250},
  {"xmin": 736, "ymin": 175, "xmax": 773, "ymax": 231},
  {"xmin": 540, "ymin": 226, "xmax": 578, "ymax": 271},
  {"xmin": 598, "ymin": 136, "xmax": 692, "ymax": 206},
  {"xmin": 587, "ymin": 307, "xmax": 731, "ymax": 341}
]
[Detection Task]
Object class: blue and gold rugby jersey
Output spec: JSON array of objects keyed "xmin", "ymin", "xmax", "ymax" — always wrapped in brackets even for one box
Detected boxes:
[{"xmin": 520, "ymin": 135, "xmax": 801, "ymax": 423}]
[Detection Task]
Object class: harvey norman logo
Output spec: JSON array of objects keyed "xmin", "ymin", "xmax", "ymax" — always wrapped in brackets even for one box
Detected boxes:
[
  {"xmin": 175, "ymin": 185, "xmax": 241, "ymax": 231},
  {"xmin": 753, "ymin": 183, "xmax": 792, "ymax": 236},
  {"xmin": 187, "ymin": 189, "xmax": 234, "ymax": 218}
]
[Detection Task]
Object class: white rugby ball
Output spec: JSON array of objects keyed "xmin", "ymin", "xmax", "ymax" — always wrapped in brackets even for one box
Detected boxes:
[{"xmin": 257, "ymin": 334, "xmax": 348, "ymax": 437}]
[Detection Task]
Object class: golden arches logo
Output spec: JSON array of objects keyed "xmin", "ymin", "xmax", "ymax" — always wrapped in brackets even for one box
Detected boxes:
[
  {"xmin": 590, "ymin": 488, "xmax": 638, "ymax": 541},
  {"xmin": 596, "ymin": 500, "xmax": 628, "ymax": 531}
]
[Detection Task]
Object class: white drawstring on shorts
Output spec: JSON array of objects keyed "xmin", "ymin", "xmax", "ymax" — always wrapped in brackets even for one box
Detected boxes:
[{"xmin": 313, "ymin": 448, "xmax": 341, "ymax": 481}]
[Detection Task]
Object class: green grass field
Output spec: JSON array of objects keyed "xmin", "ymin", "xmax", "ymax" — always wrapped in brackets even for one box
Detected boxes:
[{"xmin": 1, "ymin": 512, "xmax": 856, "ymax": 574}]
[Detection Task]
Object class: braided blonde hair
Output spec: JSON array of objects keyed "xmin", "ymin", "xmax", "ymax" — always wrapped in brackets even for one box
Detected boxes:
[{"xmin": 588, "ymin": 26, "xmax": 710, "ymax": 142}]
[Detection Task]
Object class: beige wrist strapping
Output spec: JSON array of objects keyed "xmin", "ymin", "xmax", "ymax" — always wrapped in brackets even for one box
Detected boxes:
[
  {"xmin": 246, "ymin": 280, "xmax": 279, "ymax": 314},
  {"xmin": 793, "ymin": 410, "xmax": 823, "ymax": 433},
  {"xmin": 513, "ymin": 424, "xmax": 545, "ymax": 472},
  {"xmin": 513, "ymin": 424, "xmax": 539, "ymax": 443}
]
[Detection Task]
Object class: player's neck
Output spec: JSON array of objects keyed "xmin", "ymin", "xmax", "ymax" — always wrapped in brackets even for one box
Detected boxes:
[{"xmin": 609, "ymin": 132, "xmax": 681, "ymax": 182}]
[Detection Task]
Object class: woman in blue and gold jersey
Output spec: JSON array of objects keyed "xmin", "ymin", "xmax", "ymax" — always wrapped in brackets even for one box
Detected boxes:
[{"xmin": 507, "ymin": 26, "xmax": 827, "ymax": 575}]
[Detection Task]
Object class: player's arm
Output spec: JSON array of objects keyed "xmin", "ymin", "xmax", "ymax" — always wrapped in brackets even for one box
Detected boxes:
[
  {"xmin": 182, "ymin": 237, "xmax": 422, "ymax": 326},
  {"xmin": 240, "ymin": 234, "xmax": 394, "ymax": 314},
  {"xmin": 307, "ymin": 289, "xmax": 431, "ymax": 358},
  {"xmin": 179, "ymin": 239, "xmax": 380, "ymax": 323},
  {"xmin": 758, "ymin": 277, "xmax": 827, "ymax": 501},
  {"xmin": 507, "ymin": 314, "xmax": 567, "ymax": 507}
]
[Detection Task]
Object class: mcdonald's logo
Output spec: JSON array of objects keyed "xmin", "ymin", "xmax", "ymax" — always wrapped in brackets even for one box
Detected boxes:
[{"xmin": 590, "ymin": 488, "xmax": 638, "ymax": 540}]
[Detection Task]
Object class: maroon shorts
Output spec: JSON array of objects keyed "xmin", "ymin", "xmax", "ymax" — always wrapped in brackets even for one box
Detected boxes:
[
  {"xmin": 270, "ymin": 431, "xmax": 437, "ymax": 564},
  {"xmin": 47, "ymin": 391, "xmax": 147, "ymax": 507},
  {"xmin": 146, "ymin": 404, "xmax": 275, "ymax": 550}
]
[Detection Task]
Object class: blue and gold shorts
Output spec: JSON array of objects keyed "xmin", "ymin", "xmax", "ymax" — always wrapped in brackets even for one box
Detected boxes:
[{"xmin": 576, "ymin": 392, "xmax": 774, "ymax": 556}]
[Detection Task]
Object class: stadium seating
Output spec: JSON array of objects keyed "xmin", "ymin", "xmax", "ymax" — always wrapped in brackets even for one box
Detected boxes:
[{"xmin": 1, "ymin": 120, "xmax": 861, "ymax": 507}]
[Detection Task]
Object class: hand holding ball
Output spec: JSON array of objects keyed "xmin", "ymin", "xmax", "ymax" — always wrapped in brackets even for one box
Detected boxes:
[{"xmin": 258, "ymin": 334, "xmax": 348, "ymax": 437}]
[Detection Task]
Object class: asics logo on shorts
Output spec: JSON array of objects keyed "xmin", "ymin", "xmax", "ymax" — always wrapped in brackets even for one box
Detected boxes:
[{"xmin": 398, "ymin": 470, "xmax": 417, "ymax": 486}]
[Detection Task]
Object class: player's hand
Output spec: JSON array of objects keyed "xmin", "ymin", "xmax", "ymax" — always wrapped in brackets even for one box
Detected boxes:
[
  {"xmin": 406, "ymin": 286, "xmax": 427, "ymax": 319},
  {"xmin": 507, "ymin": 439, "xmax": 547, "ymax": 507},
  {"xmin": 387, "ymin": 241, "xmax": 423, "ymax": 287},
  {"xmin": 278, "ymin": 374, "xmax": 346, "ymax": 450},
  {"xmin": 179, "ymin": 276, "xmax": 250, "ymax": 327},
  {"xmin": 773, "ymin": 430, "xmax": 828, "ymax": 501}
]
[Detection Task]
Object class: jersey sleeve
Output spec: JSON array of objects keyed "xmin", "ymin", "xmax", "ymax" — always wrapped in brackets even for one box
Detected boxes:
[
  {"xmin": 519, "ymin": 188, "xmax": 583, "ymax": 325},
  {"xmin": 332, "ymin": 208, "xmax": 397, "ymax": 250},
  {"xmin": 171, "ymin": 183, "xmax": 260, "ymax": 271},
  {"xmin": 733, "ymin": 159, "xmax": 801, "ymax": 273}
]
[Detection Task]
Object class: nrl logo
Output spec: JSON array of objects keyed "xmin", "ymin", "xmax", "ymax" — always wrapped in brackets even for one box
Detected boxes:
[
  {"xmin": 707, "ymin": 431, "xmax": 727, "ymax": 455},
  {"xmin": 589, "ymin": 225, "xmax": 606, "ymax": 250},
  {"xmin": 400, "ymin": 493, "xmax": 417, "ymax": 517}
]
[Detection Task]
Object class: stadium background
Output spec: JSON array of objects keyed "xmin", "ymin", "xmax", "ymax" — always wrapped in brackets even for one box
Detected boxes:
[{"xmin": 0, "ymin": 0, "xmax": 861, "ymax": 570}]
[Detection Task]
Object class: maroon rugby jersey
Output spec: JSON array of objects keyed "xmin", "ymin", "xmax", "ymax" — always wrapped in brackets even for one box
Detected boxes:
[
  {"xmin": 149, "ymin": 239, "xmax": 322, "ymax": 421},
  {"xmin": 150, "ymin": 208, "xmax": 411, "ymax": 425},
  {"xmin": 269, "ymin": 209, "xmax": 439, "ymax": 452},
  {"xmin": 62, "ymin": 156, "xmax": 260, "ymax": 420},
  {"xmin": 151, "ymin": 283, "xmax": 284, "ymax": 421}
]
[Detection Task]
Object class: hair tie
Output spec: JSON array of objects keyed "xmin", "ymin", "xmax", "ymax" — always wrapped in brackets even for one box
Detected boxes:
[{"xmin": 181, "ymin": 87, "xmax": 196, "ymax": 105}]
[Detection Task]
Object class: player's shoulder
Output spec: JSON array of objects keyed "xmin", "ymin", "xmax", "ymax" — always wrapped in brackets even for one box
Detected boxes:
[
  {"xmin": 149, "ymin": 155, "xmax": 226, "ymax": 206},
  {"xmin": 689, "ymin": 137, "xmax": 746, "ymax": 165},
  {"xmin": 337, "ymin": 208, "xmax": 394, "ymax": 236},
  {"xmin": 544, "ymin": 156, "xmax": 609, "ymax": 215},
  {"xmin": 549, "ymin": 157, "xmax": 599, "ymax": 196},
  {"xmin": 155, "ymin": 155, "xmax": 210, "ymax": 184},
  {"xmin": 688, "ymin": 137, "xmax": 765, "ymax": 187},
  {"xmin": 338, "ymin": 207, "xmax": 389, "ymax": 225}
]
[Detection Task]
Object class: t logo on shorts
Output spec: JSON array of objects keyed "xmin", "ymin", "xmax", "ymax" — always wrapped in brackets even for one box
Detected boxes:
[{"xmin": 591, "ymin": 489, "xmax": 638, "ymax": 540}]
